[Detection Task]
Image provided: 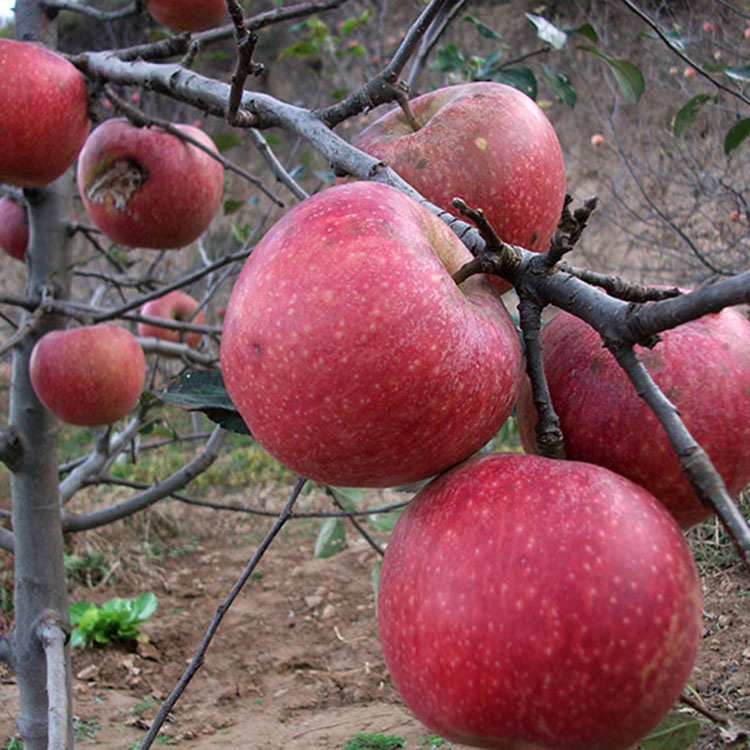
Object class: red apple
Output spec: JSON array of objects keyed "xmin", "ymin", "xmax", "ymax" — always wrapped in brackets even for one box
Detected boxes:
[
  {"xmin": 683, "ymin": 66, "xmax": 697, "ymax": 78},
  {"xmin": 220, "ymin": 181, "xmax": 523, "ymax": 487},
  {"xmin": 137, "ymin": 290, "xmax": 206, "ymax": 348},
  {"xmin": 146, "ymin": 0, "xmax": 227, "ymax": 32},
  {"xmin": 516, "ymin": 306, "xmax": 750, "ymax": 527},
  {"xmin": 76, "ymin": 118, "xmax": 224, "ymax": 250},
  {"xmin": 0, "ymin": 195, "xmax": 28, "ymax": 262},
  {"xmin": 352, "ymin": 82, "xmax": 566, "ymax": 288},
  {"xmin": 0, "ymin": 39, "xmax": 91, "ymax": 188},
  {"xmin": 30, "ymin": 325, "xmax": 146, "ymax": 427},
  {"xmin": 590, "ymin": 133, "xmax": 605, "ymax": 148},
  {"xmin": 378, "ymin": 452, "xmax": 702, "ymax": 750},
  {"xmin": 702, "ymin": 20, "xmax": 715, "ymax": 32}
]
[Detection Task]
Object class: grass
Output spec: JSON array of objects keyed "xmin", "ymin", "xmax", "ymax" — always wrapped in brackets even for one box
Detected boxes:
[
  {"xmin": 343, "ymin": 733, "xmax": 406, "ymax": 750},
  {"xmin": 685, "ymin": 488, "xmax": 750, "ymax": 576}
]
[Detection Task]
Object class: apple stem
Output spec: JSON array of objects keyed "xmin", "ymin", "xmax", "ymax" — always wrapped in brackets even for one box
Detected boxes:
[{"xmin": 394, "ymin": 90, "xmax": 422, "ymax": 132}]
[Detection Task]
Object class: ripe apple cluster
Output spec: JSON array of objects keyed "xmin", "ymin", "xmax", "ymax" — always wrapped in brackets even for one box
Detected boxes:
[{"xmin": 216, "ymin": 81, "xmax": 750, "ymax": 749}]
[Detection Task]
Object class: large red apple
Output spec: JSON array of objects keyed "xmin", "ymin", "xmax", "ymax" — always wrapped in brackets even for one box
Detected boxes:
[
  {"xmin": 378, "ymin": 452, "xmax": 702, "ymax": 750},
  {"xmin": 146, "ymin": 0, "xmax": 227, "ymax": 32},
  {"xmin": 352, "ymin": 82, "xmax": 566, "ymax": 288},
  {"xmin": 516, "ymin": 306, "xmax": 750, "ymax": 527},
  {"xmin": 220, "ymin": 181, "xmax": 523, "ymax": 487},
  {"xmin": 0, "ymin": 39, "xmax": 91, "ymax": 188},
  {"xmin": 137, "ymin": 290, "xmax": 206, "ymax": 348},
  {"xmin": 30, "ymin": 325, "xmax": 146, "ymax": 427},
  {"xmin": 76, "ymin": 118, "xmax": 224, "ymax": 250},
  {"xmin": 0, "ymin": 195, "xmax": 28, "ymax": 262}
]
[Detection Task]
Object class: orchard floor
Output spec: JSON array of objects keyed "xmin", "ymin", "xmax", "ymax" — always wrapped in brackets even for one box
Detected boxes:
[{"xmin": 1, "ymin": 483, "xmax": 749, "ymax": 750}]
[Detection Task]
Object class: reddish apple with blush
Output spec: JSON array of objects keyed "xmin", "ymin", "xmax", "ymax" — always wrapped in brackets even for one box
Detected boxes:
[
  {"xmin": 76, "ymin": 118, "xmax": 224, "ymax": 250},
  {"xmin": 352, "ymin": 82, "xmax": 566, "ymax": 290},
  {"xmin": 0, "ymin": 196, "xmax": 29, "ymax": 262},
  {"xmin": 30, "ymin": 325, "xmax": 146, "ymax": 427},
  {"xmin": 138, "ymin": 290, "xmax": 206, "ymax": 348},
  {"xmin": 146, "ymin": 0, "xmax": 227, "ymax": 31},
  {"xmin": 378, "ymin": 452, "xmax": 702, "ymax": 750},
  {"xmin": 516, "ymin": 305, "xmax": 750, "ymax": 527},
  {"xmin": 0, "ymin": 39, "xmax": 91, "ymax": 188},
  {"xmin": 220, "ymin": 181, "xmax": 523, "ymax": 487}
]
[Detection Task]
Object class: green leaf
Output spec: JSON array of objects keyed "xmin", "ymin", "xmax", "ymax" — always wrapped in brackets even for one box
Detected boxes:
[
  {"xmin": 525, "ymin": 13, "xmax": 568, "ymax": 50},
  {"xmin": 278, "ymin": 40, "xmax": 319, "ymax": 60},
  {"xmin": 564, "ymin": 22, "xmax": 598, "ymax": 42},
  {"xmin": 491, "ymin": 67, "xmax": 537, "ymax": 100},
  {"xmin": 476, "ymin": 49, "xmax": 507, "ymax": 79},
  {"xmin": 223, "ymin": 198, "xmax": 245, "ymax": 215},
  {"xmin": 69, "ymin": 602, "xmax": 94, "ymax": 624},
  {"xmin": 432, "ymin": 43, "xmax": 467, "ymax": 74},
  {"xmin": 724, "ymin": 64, "xmax": 750, "ymax": 82},
  {"xmin": 578, "ymin": 45, "xmax": 644, "ymax": 103},
  {"xmin": 725, "ymin": 118, "xmax": 750, "ymax": 156},
  {"xmin": 671, "ymin": 94, "xmax": 711, "ymax": 137},
  {"xmin": 641, "ymin": 713, "xmax": 702, "ymax": 750},
  {"xmin": 541, "ymin": 65, "xmax": 577, "ymax": 107},
  {"xmin": 314, "ymin": 518, "xmax": 347, "ymax": 558},
  {"xmin": 210, "ymin": 131, "xmax": 242, "ymax": 152},
  {"xmin": 638, "ymin": 29, "xmax": 687, "ymax": 52},
  {"xmin": 371, "ymin": 562, "xmax": 381, "ymax": 605},
  {"xmin": 340, "ymin": 9, "xmax": 371, "ymax": 35},
  {"xmin": 465, "ymin": 14, "xmax": 502, "ymax": 40},
  {"xmin": 340, "ymin": 42, "xmax": 366, "ymax": 57},
  {"xmin": 131, "ymin": 592, "xmax": 158, "ymax": 622},
  {"xmin": 328, "ymin": 486, "xmax": 364, "ymax": 510},
  {"xmin": 154, "ymin": 370, "xmax": 250, "ymax": 435},
  {"xmin": 366, "ymin": 509, "xmax": 404, "ymax": 532}
]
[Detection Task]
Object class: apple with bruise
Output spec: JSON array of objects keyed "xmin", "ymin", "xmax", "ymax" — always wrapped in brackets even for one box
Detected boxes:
[{"xmin": 76, "ymin": 118, "xmax": 224, "ymax": 250}]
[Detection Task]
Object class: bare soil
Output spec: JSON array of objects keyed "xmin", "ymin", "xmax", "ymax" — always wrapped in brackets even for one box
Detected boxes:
[{"xmin": 1, "ymin": 484, "xmax": 749, "ymax": 750}]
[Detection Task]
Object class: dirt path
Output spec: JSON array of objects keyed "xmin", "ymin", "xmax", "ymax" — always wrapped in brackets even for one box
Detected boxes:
[{"xmin": 1, "ymin": 485, "xmax": 749, "ymax": 749}]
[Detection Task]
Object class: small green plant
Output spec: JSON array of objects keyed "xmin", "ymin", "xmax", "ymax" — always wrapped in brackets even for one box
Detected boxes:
[
  {"xmin": 422, "ymin": 736, "xmax": 453, "ymax": 749},
  {"xmin": 343, "ymin": 733, "xmax": 406, "ymax": 750},
  {"xmin": 64, "ymin": 549, "xmax": 111, "ymax": 588},
  {"xmin": 69, "ymin": 592, "xmax": 157, "ymax": 648},
  {"xmin": 4, "ymin": 737, "xmax": 22, "ymax": 750},
  {"xmin": 72, "ymin": 715, "xmax": 100, "ymax": 741}
]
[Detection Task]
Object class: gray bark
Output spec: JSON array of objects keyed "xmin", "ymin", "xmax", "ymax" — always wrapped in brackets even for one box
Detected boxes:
[{"xmin": 10, "ymin": 174, "xmax": 75, "ymax": 749}]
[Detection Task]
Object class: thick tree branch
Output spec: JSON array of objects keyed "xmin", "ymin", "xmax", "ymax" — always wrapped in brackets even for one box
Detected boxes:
[
  {"xmin": 0, "ymin": 527, "xmax": 14, "ymax": 554},
  {"xmin": 43, "ymin": 0, "xmax": 139, "ymax": 20},
  {"xmin": 0, "ymin": 635, "xmax": 14, "ymax": 670},
  {"xmin": 35, "ymin": 611, "xmax": 70, "ymax": 750},
  {"xmin": 140, "ymin": 476, "xmax": 306, "ymax": 750},
  {"xmin": 62, "ymin": 425, "xmax": 226, "ymax": 532}
]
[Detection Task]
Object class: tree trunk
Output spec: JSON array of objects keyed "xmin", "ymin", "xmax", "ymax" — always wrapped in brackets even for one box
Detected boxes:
[{"xmin": 9, "ymin": 177, "xmax": 74, "ymax": 749}]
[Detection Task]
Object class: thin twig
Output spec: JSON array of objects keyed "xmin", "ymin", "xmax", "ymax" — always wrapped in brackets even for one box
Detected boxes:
[{"xmin": 139, "ymin": 477, "xmax": 307, "ymax": 750}]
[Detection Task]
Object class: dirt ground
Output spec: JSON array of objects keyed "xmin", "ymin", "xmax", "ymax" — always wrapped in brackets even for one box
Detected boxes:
[{"xmin": 1, "ymin": 483, "xmax": 749, "ymax": 750}]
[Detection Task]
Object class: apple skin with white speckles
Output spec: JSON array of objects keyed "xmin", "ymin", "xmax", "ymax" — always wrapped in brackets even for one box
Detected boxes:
[
  {"xmin": 378, "ymin": 453, "xmax": 702, "ymax": 750},
  {"xmin": 516, "ymin": 307, "xmax": 750, "ymax": 527},
  {"xmin": 29, "ymin": 325, "xmax": 146, "ymax": 427},
  {"xmin": 0, "ymin": 39, "xmax": 91, "ymax": 188},
  {"xmin": 220, "ymin": 181, "xmax": 523, "ymax": 487},
  {"xmin": 352, "ymin": 82, "xmax": 566, "ymax": 291}
]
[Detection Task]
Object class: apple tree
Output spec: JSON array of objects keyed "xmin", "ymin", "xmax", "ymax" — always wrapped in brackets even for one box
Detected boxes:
[{"xmin": 0, "ymin": 1, "xmax": 749, "ymax": 749}]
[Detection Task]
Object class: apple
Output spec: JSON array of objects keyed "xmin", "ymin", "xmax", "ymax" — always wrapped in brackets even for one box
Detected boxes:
[
  {"xmin": 220, "ymin": 181, "xmax": 523, "ymax": 487},
  {"xmin": 702, "ymin": 20, "xmax": 715, "ymax": 32},
  {"xmin": 352, "ymin": 82, "xmax": 566, "ymax": 288},
  {"xmin": 378, "ymin": 452, "xmax": 702, "ymax": 750},
  {"xmin": 0, "ymin": 39, "xmax": 91, "ymax": 188},
  {"xmin": 30, "ymin": 324, "xmax": 146, "ymax": 427},
  {"xmin": 137, "ymin": 290, "xmax": 206, "ymax": 348},
  {"xmin": 516, "ymin": 306, "xmax": 750, "ymax": 527},
  {"xmin": 146, "ymin": 0, "xmax": 228, "ymax": 32},
  {"xmin": 683, "ymin": 66, "xmax": 697, "ymax": 78},
  {"xmin": 0, "ymin": 195, "xmax": 28, "ymax": 262},
  {"xmin": 745, "ymin": 27, "xmax": 750, "ymax": 40},
  {"xmin": 76, "ymin": 118, "xmax": 224, "ymax": 250},
  {"xmin": 590, "ymin": 133, "xmax": 605, "ymax": 148}
]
